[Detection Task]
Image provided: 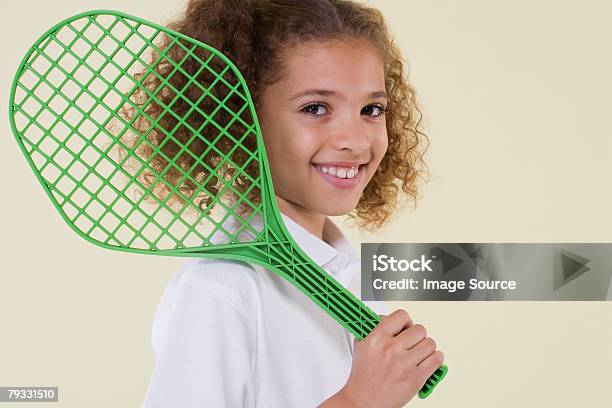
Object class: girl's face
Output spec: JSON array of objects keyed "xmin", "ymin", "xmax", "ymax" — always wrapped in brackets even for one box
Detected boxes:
[{"xmin": 258, "ymin": 39, "xmax": 388, "ymax": 231}]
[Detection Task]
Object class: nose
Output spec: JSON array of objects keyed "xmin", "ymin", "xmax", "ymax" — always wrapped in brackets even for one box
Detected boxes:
[{"xmin": 328, "ymin": 111, "xmax": 371, "ymax": 156}]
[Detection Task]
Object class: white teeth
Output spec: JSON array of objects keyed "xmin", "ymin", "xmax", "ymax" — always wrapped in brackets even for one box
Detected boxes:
[{"xmin": 316, "ymin": 165, "xmax": 360, "ymax": 179}]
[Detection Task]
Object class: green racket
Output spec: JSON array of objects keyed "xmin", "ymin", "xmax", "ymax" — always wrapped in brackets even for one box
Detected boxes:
[{"xmin": 8, "ymin": 10, "xmax": 447, "ymax": 398}]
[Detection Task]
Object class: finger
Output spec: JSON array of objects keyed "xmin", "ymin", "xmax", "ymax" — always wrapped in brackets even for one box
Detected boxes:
[
  {"xmin": 394, "ymin": 310, "xmax": 414, "ymax": 336},
  {"xmin": 417, "ymin": 350, "xmax": 445, "ymax": 380},
  {"xmin": 394, "ymin": 323, "xmax": 427, "ymax": 349},
  {"xmin": 406, "ymin": 337, "xmax": 437, "ymax": 366},
  {"xmin": 373, "ymin": 309, "xmax": 413, "ymax": 337}
]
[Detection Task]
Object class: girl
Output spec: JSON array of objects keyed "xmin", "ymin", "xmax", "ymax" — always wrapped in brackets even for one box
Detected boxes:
[{"xmin": 139, "ymin": 0, "xmax": 444, "ymax": 406}]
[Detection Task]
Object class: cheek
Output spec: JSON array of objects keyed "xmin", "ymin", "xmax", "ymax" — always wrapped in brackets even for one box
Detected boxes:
[
  {"xmin": 259, "ymin": 112, "xmax": 313, "ymax": 165},
  {"xmin": 276, "ymin": 128, "xmax": 319, "ymax": 164},
  {"xmin": 263, "ymin": 127, "xmax": 315, "ymax": 175},
  {"xmin": 260, "ymin": 120, "xmax": 289, "ymax": 167},
  {"xmin": 373, "ymin": 131, "xmax": 389, "ymax": 163}
]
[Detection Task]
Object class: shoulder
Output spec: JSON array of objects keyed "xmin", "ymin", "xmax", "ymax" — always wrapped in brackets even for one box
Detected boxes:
[
  {"xmin": 178, "ymin": 257, "xmax": 258, "ymax": 294},
  {"xmin": 151, "ymin": 257, "xmax": 260, "ymax": 355},
  {"xmin": 164, "ymin": 257, "xmax": 260, "ymax": 316}
]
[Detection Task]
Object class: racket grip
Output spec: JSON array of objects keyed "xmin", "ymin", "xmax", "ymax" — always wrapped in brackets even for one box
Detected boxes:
[{"xmin": 418, "ymin": 364, "xmax": 448, "ymax": 399}]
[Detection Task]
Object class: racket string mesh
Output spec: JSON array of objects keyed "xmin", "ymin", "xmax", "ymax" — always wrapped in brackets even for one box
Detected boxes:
[{"xmin": 12, "ymin": 13, "xmax": 265, "ymax": 251}]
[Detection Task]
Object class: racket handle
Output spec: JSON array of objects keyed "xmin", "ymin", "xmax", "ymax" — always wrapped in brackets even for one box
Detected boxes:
[
  {"xmin": 367, "ymin": 315, "xmax": 448, "ymax": 399},
  {"xmin": 418, "ymin": 364, "xmax": 448, "ymax": 399},
  {"xmin": 250, "ymin": 227, "xmax": 449, "ymax": 399}
]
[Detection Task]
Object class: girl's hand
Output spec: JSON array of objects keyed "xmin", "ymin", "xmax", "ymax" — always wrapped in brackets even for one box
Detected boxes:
[{"xmin": 319, "ymin": 309, "xmax": 444, "ymax": 408}]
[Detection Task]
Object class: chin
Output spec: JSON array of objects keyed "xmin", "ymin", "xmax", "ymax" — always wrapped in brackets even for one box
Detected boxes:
[{"xmin": 319, "ymin": 201, "xmax": 358, "ymax": 217}]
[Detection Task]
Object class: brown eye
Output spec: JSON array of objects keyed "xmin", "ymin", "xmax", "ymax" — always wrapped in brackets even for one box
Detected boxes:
[
  {"xmin": 301, "ymin": 103, "xmax": 328, "ymax": 116},
  {"xmin": 362, "ymin": 104, "xmax": 386, "ymax": 117}
]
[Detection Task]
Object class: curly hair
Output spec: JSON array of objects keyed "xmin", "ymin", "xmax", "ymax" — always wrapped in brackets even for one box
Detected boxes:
[{"xmin": 122, "ymin": 0, "xmax": 429, "ymax": 232}]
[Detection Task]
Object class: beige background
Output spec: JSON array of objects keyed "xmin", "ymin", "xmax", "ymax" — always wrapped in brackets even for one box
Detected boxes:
[{"xmin": 1, "ymin": 0, "xmax": 611, "ymax": 407}]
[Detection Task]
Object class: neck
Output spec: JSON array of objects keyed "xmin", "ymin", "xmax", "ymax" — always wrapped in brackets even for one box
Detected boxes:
[{"xmin": 275, "ymin": 195, "xmax": 326, "ymax": 240}]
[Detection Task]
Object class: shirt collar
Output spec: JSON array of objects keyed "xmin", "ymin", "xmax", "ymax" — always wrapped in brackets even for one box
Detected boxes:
[
  {"xmin": 217, "ymin": 212, "xmax": 359, "ymax": 288},
  {"xmin": 280, "ymin": 214, "xmax": 359, "ymax": 288}
]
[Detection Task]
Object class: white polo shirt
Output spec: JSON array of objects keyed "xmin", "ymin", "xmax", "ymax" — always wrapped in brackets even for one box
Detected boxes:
[{"xmin": 141, "ymin": 214, "xmax": 387, "ymax": 408}]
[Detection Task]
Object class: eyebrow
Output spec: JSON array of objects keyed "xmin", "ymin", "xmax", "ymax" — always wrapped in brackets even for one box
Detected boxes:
[{"xmin": 289, "ymin": 89, "xmax": 388, "ymax": 101}]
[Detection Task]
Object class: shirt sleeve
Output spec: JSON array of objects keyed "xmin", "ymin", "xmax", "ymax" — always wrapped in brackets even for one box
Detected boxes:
[{"xmin": 141, "ymin": 271, "xmax": 256, "ymax": 408}]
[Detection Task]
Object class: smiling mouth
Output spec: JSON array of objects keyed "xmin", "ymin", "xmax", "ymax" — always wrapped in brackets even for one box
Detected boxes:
[
  {"xmin": 311, "ymin": 162, "xmax": 367, "ymax": 177},
  {"xmin": 311, "ymin": 163, "xmax": 366, "ymax": 189}
]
